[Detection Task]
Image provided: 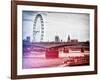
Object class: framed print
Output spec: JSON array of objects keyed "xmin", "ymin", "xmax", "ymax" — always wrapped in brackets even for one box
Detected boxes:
[{"xmin": 11, "ymin": 0, "xmax": 97, "ymax": 79}]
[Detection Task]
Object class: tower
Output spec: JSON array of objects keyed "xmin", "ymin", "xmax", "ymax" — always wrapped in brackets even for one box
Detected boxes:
[
  {"xmin": 55, "ymin": 35, "xmax": 60, "ymax": 42},
  {"xmin": 26, "ymin": 36, "xmax": 30, "ymax": 42},
  {"xmin": 67, "ymin": 35, "xmax": 70, "ymax": 42}
]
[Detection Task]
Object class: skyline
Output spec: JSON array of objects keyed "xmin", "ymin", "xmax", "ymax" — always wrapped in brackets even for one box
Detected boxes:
[
  {"xmin": 23, "ymin": 34, "xmax": 90, "ymax": 43},
  {"xmin": 22, "ymin": 11, "xmax": 90, "ymax": 42}
]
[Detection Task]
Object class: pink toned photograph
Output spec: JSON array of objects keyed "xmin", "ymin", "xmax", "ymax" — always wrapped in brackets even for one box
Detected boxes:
[
  {"xmin": 11, "ymin": 1, "xmax": 97, "ymax": 79},
  {"xmin": 22, "ymin": 11, "xmax": 90, "ymax": 69}
]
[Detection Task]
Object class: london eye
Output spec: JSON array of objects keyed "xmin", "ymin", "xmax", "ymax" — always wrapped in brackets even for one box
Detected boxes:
[{"xmin": 33, "ymin": 14, "xmax": 44, "ymax": 42}]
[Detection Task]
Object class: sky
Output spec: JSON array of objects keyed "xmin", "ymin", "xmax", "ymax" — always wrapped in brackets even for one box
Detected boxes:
[{"xmin": 22, "ymin": 11, "xmax": 90, "ymax": 42}]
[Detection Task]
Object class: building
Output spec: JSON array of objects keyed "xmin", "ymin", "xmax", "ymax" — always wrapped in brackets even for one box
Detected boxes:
[
  {"xmin": 23, "ymin": 36, "xmax": 30, "ymax": 43},
  {"xmin": 70, "ymin": 39, "xmax": 78, "ymax": 43},
  {"xmin": 55, "ymin": 35, "xmax": 60, "ymax": 42}
]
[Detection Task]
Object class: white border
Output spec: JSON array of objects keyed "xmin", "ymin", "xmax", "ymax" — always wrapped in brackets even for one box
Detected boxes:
[{"xmin": 17, "ymin": 5, "xmax": 95, "ymax": 75}]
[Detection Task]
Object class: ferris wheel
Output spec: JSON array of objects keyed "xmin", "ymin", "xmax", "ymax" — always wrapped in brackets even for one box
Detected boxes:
[{"xmin": 33, "ymin": 14, "xmax": 44, "ymax": 42}]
